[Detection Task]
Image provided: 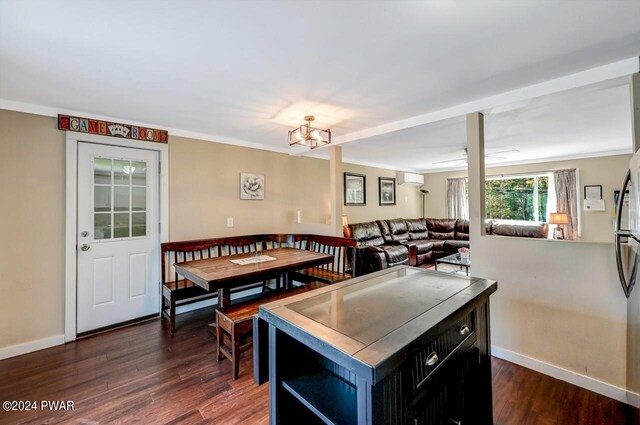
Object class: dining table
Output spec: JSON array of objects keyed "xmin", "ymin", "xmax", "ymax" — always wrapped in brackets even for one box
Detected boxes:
[{"xmin": 173, "ymin": 247, "xmax": 334, "ymax": 310}]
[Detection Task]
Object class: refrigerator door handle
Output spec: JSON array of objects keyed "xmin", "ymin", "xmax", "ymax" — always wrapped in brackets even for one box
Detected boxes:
[{"xmin": 615, "ymin": 170, "xmax": 635, "ymax": 298}]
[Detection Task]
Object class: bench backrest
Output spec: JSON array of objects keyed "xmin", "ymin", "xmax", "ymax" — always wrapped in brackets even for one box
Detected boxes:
[
  {"xmin": 304, "ymin": 235, "xmax": 357, "ymax": 277},
  {"xmin": 216, "ymin": 235, "xmax": 264, "ymax": 256},
  {"xmin": 161, "ymin": 239, "xmax": 224, "ymax": 288}
]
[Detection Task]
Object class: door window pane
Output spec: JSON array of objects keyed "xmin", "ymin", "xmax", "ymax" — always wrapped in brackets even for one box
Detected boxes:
[
  {"xmin": 94, "ymin": 186, "xmax": 111, "ymax": 212},
  {"xmin": 93, "ymin": 156, "xmax": 150, "ymax": 241},
  {"xmin": 132, "ymin": 213, "xmax": 146, "ymax": 237},
  {"xmin": 94, "ymin": 158, "xmax": 112, "ymax": 184},
  {"xmin": 114, "ymin": 186, "xmax": 130, "ymax": 212},
  {"xmin": 114, "ymin": 160, "xmax": 130, "ymax": 185},
  {"xmin": 131, "ymin": 161, "xmax": 147, "ymax": 186},
  {"xmin": 94, "ymin": 214, "xmax": 111, "ymax": 240},
  {"xmin": 132, "ymin": 187, "xmax": 146, "ymax": 211},
  {"xmin": 114, "ymin": 213, "xmax": 130, "ymax": 238}
]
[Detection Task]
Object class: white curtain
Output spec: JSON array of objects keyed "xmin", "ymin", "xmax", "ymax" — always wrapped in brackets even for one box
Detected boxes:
[
  {"xmin": 553, "ymin": 168, "xmax": 579, "ymax": 240},
  {"xmin": 446, "ymin": 178, "xmax": 469, "ymax": 220},
  {"xmin": 545, "ymin": 172, "xmax": 557, "ymax": 239}
]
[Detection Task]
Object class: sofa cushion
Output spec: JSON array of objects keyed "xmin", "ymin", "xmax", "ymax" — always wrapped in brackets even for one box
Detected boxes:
[
  {"xmin": 428, "ymin": 240, "xmax": 446, "ymax": 252},
  {"xmin": 454, "ymin": 219, "xmax": 469, "ymax": 241},
  {"xmin": 405, "ymin": 218, "xmax": 429, "ymax": 240},
  {"xmin": 426, "ymin": 218, "xmax": 456, "ymax": 240},
  {"xmin": 376, "ymin": 220, "xmax": 391, "ymax": 242},
  {"xmin": 387, "ymin": 218, "xmax": 409, "ymax": 241},
  {"xmin": 347, "ymin": 222, "xmax": 385, "ymax": 247},
  {"xmin": 380, "ymin": 244, "xmax": 409, "ymax": 264},
  {"xmin": 490, "ymin": 221, "xmax": 549, "ymax": 239},
  {"xmin": 444, "ymin": 240, "xmax": 470, "ymax": 252},
  {"xmin": 411, "ymin": 239, "xmax": 434, "ymax": 255}
]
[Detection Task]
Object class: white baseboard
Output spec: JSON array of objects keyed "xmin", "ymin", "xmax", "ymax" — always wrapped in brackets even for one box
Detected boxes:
[
  {"xmin": 492, "ymin": 346, "xmax": 640, "ymax": 407},
  {"xmin": 0, "ymin": 334, "xmax": 65, "ymax": 361}
]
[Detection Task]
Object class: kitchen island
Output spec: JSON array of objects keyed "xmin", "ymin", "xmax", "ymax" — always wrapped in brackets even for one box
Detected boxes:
[{"xmin": 254, "ymin": 266, "xmax": 497, "ymax": 425}]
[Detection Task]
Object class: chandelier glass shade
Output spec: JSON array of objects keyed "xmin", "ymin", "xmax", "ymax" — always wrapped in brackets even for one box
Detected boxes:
[{"xmin": 288, "ymin": 115, "xmax": 331, "ymax": 149}]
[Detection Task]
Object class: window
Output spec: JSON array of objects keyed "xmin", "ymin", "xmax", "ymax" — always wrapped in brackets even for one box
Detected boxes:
[
  {"xmin": 485, "ymin": 175, "xmax": 548, "ymax": 222},
  {"xmin": 93, "ymin": 157, "xmax": 148, "ymax": 240}
]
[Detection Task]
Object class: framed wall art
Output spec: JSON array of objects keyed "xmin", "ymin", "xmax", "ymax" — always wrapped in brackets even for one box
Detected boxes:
[
  {"xmin": 240, "ymin": 173, "xmax": 265, "ymax": 200},
  {"xmin": 344, "ymin": 173, "xmax": 366, "ymax": 206},
  {"xmin": 379, "ymin": 177, "xmax": 396, "ymax": 206}
]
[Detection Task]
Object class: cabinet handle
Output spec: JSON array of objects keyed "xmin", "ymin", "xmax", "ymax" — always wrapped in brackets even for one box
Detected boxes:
[
  {"xmin": 458, "ymin": 324, "xmax": 470, "ymax": 336},
  {"xmin": 425, "ymin": 352, "xmax": 439, "ymax": 366}
]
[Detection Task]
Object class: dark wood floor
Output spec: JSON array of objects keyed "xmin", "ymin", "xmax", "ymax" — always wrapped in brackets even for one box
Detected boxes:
[{"xmin": 0, "ymin": 307, "xmax": 638, "ymax": 425}]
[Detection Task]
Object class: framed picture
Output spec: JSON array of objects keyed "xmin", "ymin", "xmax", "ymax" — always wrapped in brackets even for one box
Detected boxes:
[
  {"xmin": 344, "ymin": 173, "xmax": 366, "ymax": 206},
  {"xmin": 584, "ymin": 185, "xmax": 602, "ymax": 200},
  {"xmin": 240, "ymin": 173, "xmax": 265, "ymax": 200},
  {"xmin": 379, "ymin": 177, "xmax": 396, "ymax": 206}
]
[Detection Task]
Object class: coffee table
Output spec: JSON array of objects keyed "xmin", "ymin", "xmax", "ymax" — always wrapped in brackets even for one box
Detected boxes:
[{"xmin": 434, "ymin": 252, "xmax": 470, "ymax": 276}]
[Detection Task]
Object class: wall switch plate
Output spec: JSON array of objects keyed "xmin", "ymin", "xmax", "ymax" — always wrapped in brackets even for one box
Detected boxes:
[{"xmin": 227, "ymin": 217, "xmax": 234, "ymax": 227}]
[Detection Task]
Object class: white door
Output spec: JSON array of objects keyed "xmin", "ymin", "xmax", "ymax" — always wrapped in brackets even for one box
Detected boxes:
[{"xmin": 77, "ymin": 142, "xmax": 160, "ymax": 334}]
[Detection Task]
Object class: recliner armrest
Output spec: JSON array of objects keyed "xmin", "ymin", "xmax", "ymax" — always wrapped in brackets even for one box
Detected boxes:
[
  {"xmin": 366, "ymin": 246, "xmax": 388, "ymax": 271},
  {"xmin": 400, "ymin": 241, "xmax": 418, "ymax": 267}
]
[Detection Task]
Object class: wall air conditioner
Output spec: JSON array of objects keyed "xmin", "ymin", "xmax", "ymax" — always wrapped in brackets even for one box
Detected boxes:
[{"xmin": 396, "ymin": 172, "xmax": 424, "ymax": 186}]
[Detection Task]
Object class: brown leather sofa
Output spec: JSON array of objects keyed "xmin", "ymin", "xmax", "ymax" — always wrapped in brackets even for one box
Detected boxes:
[
  {"xmin": 343, "ymin": 221, "xmax": 409, "ymax": 276},
  {"xmin": 346, "ymin": 217, "xmax": 549, "ymax": 274},
  {"xmin": 345, "ymin": 218, "xmax": 468, "ymax": 272},
  {"xmin": 487, "ymin": 220, "xmax": 549, "ymax": 239}
]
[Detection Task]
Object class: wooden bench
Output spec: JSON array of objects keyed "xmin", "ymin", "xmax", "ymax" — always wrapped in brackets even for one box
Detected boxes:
[
  {"xmin": 216, "ymin": 282, "xmax": 327, "ymax": 380},
  {"xmin": 161, "ymin": 235, "xmax": 265, "ymax": 334}
]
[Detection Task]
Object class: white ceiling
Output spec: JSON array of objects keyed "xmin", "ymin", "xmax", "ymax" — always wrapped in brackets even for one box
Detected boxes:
[
  {"xmin": 326, "ymin": 80, "xmax": 634, "ymax": 172},
  {"xmin": 1, "ymin": 1, "xmax": 640, "ymax": 159}
]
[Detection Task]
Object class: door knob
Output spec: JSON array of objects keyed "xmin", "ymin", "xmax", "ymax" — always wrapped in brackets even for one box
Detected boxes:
[{"xmin": 81, "ymin": 244, "xmax": 91, "ymax": 251}]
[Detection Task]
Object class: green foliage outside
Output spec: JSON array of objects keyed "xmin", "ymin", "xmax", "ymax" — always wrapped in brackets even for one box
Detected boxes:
[{"xmin": 485, "ymin": 177, "xmax": 548, "ymax": 222}]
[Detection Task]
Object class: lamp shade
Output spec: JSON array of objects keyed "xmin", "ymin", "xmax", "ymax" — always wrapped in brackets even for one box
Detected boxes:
[
  {"xmin": 549, "ymin": 212, "xmax": 569, "ymax": 225},
  {"xmin": 342, "ymin": 214, "xmax": 348, "ymax": 227}
]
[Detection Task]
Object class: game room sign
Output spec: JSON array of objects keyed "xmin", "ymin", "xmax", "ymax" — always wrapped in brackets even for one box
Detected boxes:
[{"xmin": 58, "ymin": 114, "xmax": 168, "ymax": 143}]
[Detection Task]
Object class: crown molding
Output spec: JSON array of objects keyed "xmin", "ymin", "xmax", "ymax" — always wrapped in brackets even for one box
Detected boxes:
[{"xmin": 0, "ymin": 98, "xmax": 291, "ymax": 154}]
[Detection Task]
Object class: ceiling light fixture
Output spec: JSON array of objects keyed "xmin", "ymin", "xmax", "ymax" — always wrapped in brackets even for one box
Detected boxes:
[{"xmin": 288, "ymin": 115, "xmax": 331, "ymax": 149}]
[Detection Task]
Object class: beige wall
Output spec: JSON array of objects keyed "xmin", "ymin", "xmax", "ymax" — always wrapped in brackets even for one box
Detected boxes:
[
  {"xmin": 475, "ymin": 236, "xmax": 628, "ymax": 388},
  {"xmin": 343, "ymin": 163, "xmax": 420, "ymax": 225},
  {"xmin": 0, "ymin": 110, "xmax": 66, "ymax": 349},
  {"xmin": 423, "ymin": 154, "xmax": 631, "ymax": 243},
  {"xmin": 169, "ymin": 135, "xmax": 331, "ymax": 240}
]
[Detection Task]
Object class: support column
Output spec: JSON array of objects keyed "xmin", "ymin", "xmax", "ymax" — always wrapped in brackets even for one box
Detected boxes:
[
  {"xmin": 631, "ymin": 73, "xmax": 640, "ymax": 153},
  {"xmin": 329, "ymin": 146, "xmax": 344, "ymax": 236},
  {"xmin": 467, "ymin": 112, "xmax": 486, "ymax": 240}
]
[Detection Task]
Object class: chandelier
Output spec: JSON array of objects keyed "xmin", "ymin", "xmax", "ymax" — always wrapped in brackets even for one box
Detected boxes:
[{"xmin": 288, "ymin": 115, "xmax": 331, "ymax": 149}]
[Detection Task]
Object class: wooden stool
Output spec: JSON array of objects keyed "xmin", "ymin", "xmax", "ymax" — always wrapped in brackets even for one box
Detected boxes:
[{"xmin": 215, "ymin": 282, "xmax": 327, "ymax": 380}]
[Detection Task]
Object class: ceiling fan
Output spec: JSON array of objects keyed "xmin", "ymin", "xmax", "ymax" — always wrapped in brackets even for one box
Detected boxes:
[{"xmin": 433, "ymin": 147, "xmax": 520, "ymax": 166}]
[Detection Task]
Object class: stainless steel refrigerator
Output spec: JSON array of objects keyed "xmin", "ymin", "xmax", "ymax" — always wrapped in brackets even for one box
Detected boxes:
[{"xmin": 615, "ymin": 150, "xmax": 640, "ymax": 405}]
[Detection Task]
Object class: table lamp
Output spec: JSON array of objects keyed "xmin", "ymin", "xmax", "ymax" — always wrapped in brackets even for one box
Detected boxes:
[{"xmin": 549, "ymin": 212, "xmax": 569, "ymax": 239}]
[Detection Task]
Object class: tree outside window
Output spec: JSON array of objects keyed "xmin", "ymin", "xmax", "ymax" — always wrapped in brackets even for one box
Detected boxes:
[{"xmin": 485, "ymin": 176, "xmax": 548, "ymax": 222}]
